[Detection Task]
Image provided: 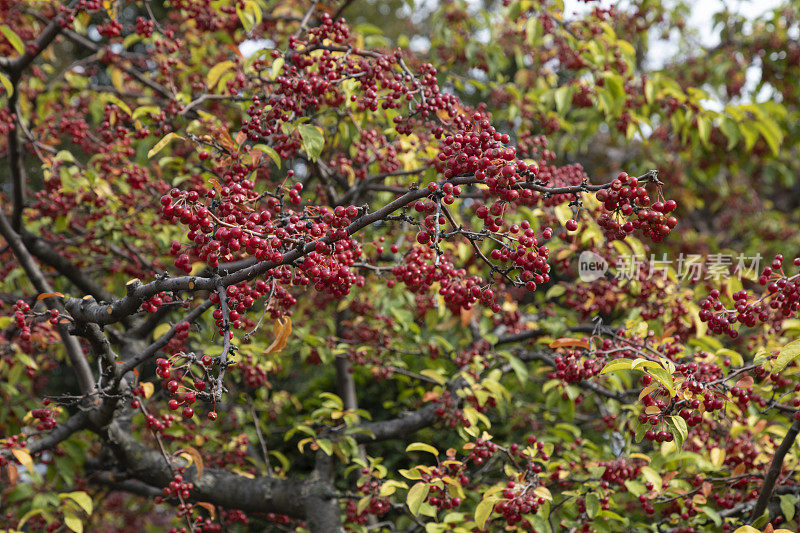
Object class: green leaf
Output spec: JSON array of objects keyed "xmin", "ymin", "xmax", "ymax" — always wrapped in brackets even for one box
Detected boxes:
[
  {"xmin": 1, "ymin": 25, "xmax": 24, "ymax": 55},
  {"xmin": 131, "ymin": 105, "xmax": 161, "ymax": 121},
  {"xmin": 474, "ymin": 497, "xmax": 498, "ymax": 529},
  {"xmin": 696, "ymin": 115, "xmax": 711, "ymax": 148},
  {"xmin": 554, "ymin": 86, "xmax": 571, "ymax": 115},
  {"xmin": 252, "ymin": 144, "xmax": 281, "ymax": 168},
  {"xmin": 779, "ymin": 493, "xmax": 796, "ymax": 521},
  {"xmin": 597, "ymin": 509, "xmax": 627, "ymax": 524},
  {"xmin": 507, "ymin": 355, "xmax": 529, "ymax": 384},
  {"xmin": 669, "ymin": 415, "xmax": 688, "ymax": 449},
  {"xmin": 585, "ymin": 493, "xmax": 600, "ymax": 518},
  {"xmin": 600, "ymin": 358, "xmax": 634, "ymax": 374},
  {"xmin": 700, "ymin": 506, "xmax": 721, "ymax": 527},
  {"xmin": 298, "ymin": 125, "xmax": 324, "ymax": 162},
  {"xmin": 752, "ymin": 510, "xmax": 770, "ymax": 529},
  {"xmin": 545, "ymin": 285, "xmax": 566, "ymax": 299},
  {"xmin": 16, "ymin": 508, "xmax": 44, "ymax": 529},
  {"xmin": 603, "ymin": 74, "xmax": 625, "ymax": 115},
  {"xmin": 753, "ymin": 118, "xmax": 783, "ymax": 156},
  {"xmin": 773, "ymin": 339, "xmax": 800, "ymax": 374},
  {"xmin": 316, "ymin": 439, "xmax": 333, "ymax": 455},
  {"xmin": 719, "ymin": 118, "xmax": 739, "ymax": 150},
  {"xmin": 406, "ymin": 442, "xmax": 439, "ymax": 456},
  {"xmin": 148, "ymin": 133, "xmax": 183, "ymax": 159},
  {"xmin": 406, "ymin": 482, "xmax": 429, "ymax": 516},
  {"xmin": 647, "ymin": 366, "xmax": 676, "ymax": 396}
]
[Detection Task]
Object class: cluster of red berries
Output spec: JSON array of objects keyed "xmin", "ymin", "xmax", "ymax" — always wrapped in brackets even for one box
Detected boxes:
[
  {"xmin": 595, "ymin": 172, "xmax": 677, "ymax": 242},
  {"xmin": 551, "ymin": 349, "xmax": 601, "ymax": 383},
  {"xmin": 492, "ymin": 480, "xmax": 546, "ymax": 528},
  {"xmin": 344, "ymin": 471, "xmax": 391, "ymax": 524},
  {"xmin": 141, "ymin": 291, "xmax": 177, "ymax": 314},
  {"xmin": 29, "ymin": 408, "xmax": 57, "ymax": 431},
  {"xmin": 466, "ymin": 438, "xmax": 498, "ymax": 466},
  {"xmin": 698, "ymin": 255, "xmax": 800, "ymax": 337},
  {"xmin": 432, "ymin": 390, "xmax": 470, "ymax": 428},
  {"xmin": 12, "ymin": 301, "xmax": 32, "ymax": 341},
  {"xmin": 392, "ymin": 247, "xmax": 491, "ymax": 313},
  {"xmin": 135, "ymin": 16, "xmax": 155, "ymax": 37},
  {"xmin": 158, "ymin": 473, "xmax": 194, "ymax": 501}
]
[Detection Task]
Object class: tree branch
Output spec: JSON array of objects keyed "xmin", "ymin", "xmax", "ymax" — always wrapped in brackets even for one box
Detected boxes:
[
  {"xmin": 750, "ymin": 419, "xmax": 800, "ymax": 522},
  {"xmin": 0, "ymin": 211, "xmax": 95, "ymax": 394}
]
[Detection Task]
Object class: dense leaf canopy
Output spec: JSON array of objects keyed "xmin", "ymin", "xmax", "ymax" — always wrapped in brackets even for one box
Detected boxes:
[{"xmin": 1, "ymin": 0, "xmax": 800, "ymax": 532}]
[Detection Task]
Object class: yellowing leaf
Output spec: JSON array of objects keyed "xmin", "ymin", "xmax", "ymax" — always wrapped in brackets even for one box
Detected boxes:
[
  {"xmin": 265, "ymin": 317, "xmax": 292, "ymax": 354},
  {"xmin": 406, "ymin": 481, "xmax": 429, "ymax": 516},
  {"xmin": 59, "ymin": 492, "xmax": 93, "ymax": 515},
  {"xmin": 207, "ymin": 61, "xmax": 234, "ymax": 91},
  {"xmin": 1, "ymin": 25, "xmax": 24, "ymax": 55},
  {"xmin": 11, "ymin": 448, "xmax": 34, "ymax": 475},
  {"xmin": 148, "ymin": 132, "xmax": 183, "ymax": 159},
  {"xmin": 600, "ymin": 358, "xmax": 634, "ymax": 374},
  {"xmin": 474, "ymin": 497, "xmax": 498, "ymax": 529},
  {"xmin": 141, "ymin": 382, "xmax": 154, "ymax": 399},
  {"xmin": 732, "ymin": 527, "xmax": 760, "ymax": 533},
  {"xmin": 110, "ymin": 68, "xmax": 124, "ymax": 93},
  {"xmin": 64, "ymin": 513, "xmax": 83, "ymax": 533},
  {"xmin": 710, "ymin": 447, "xmax": 725, "ymax": 467},
  {"xmin": 406, "ymin": 442, "xmax": 439, "ymax": 456},
  {"xmin": 0, "ymin": 72, "xmax": 13, "ymax": 96}
]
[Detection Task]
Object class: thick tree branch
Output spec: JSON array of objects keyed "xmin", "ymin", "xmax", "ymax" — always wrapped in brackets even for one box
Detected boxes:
[
  {"xmin": 105, "ymin": 422, "xmax": 336, "ymax": 524},
  {"xmin": 355, "ymin": 404, "xmax": 438, "ymax": 443},
  {"xmin": 750, "ymin": 419, "xmax": 800, "ymax": 522}
]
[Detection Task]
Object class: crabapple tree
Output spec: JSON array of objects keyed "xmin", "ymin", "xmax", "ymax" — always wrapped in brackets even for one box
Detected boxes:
[{"xmin": 1, "ymin": 0, "xmax": 800, "ymax": 532}]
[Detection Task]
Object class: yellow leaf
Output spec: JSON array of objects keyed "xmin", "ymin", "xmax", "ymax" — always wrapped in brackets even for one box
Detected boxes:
[
  {"xmin": 406, "ymin": 442, "xmax": 439, "ymax": 456},
  {"xmin": 0, "ymin": 25, "xmax": 24, "ymax": 55},
  {"xmin": 710, "ymin": 447, "xmax": 726, "ymax": 467},
  {"xmin": 474, "ymin": 496, "xmax": 498, "ymax": 529},
  {"xmin": 64, "ymin": 513, "xmax": 83, "ymax": 533},
  {"xmin": 207, "ymin": 61, "xmax": 234, "ymax": 91},
  {"xmin": 148, "ymin": 132, "xmax": 183, "ymax": 159},
  {"xmin": 732, "ymin": 527, "xmax": 760, "ymax": 533},
  {"xmin": 59, "ymin": 492, "xmax": 93, "ymax": 515},
  {"xmin": 11, "ymin": 448, "xmax": 34, "ymax": 475},
  {"xmin": 141, "ymin": 382, "xmax": 154, "ymax": 399},
  {"xmin": 0, "ymin": 72, "xmax": 13, "ymax": 96},
  {"xmin": 533, "ymin": 486, "xmax": 552, "ymax": 501},
  {"xmin": 110, "ymin": 68, "xmax": 124, "ymax": 93},
  {"xmin": 265, "ymin": 317, "xmax": 292, "ymax": 354}
]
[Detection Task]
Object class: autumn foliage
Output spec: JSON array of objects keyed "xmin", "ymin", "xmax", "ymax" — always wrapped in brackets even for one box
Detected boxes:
[{"xmin": 1, "ymin": 0, "xmax": 800, "ymax": 532}]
